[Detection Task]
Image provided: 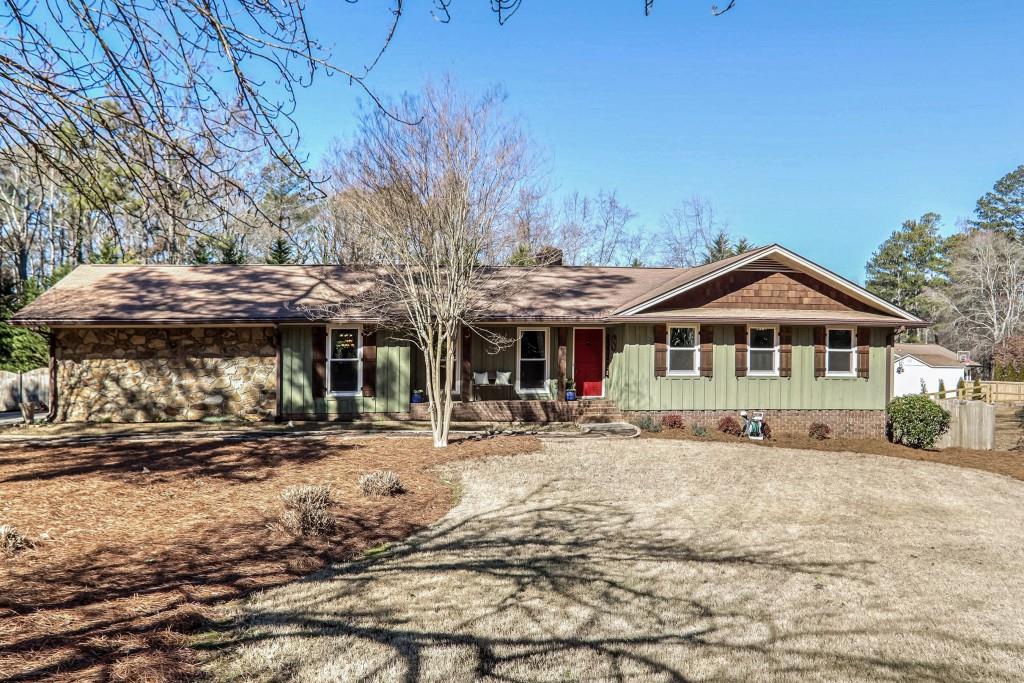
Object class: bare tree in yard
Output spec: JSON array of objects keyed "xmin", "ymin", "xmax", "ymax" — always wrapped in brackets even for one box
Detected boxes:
[
  {"xmin": 660, "ymin": 196, "xmax": 750, "ymax": 266},
  {"xmin": 329, "ymin": 82, "xmax": 538, "ymax": 447},
  {"xmin": 929, "ymin": 231, "xmax": 1024, "ymax": 362}
]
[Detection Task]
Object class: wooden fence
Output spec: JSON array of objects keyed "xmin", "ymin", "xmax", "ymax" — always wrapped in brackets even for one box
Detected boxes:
[
  {"xmin": 934, "ymin": 399, "xmax": 996, "ymax": 450},
  {"xmin": 0, "ymin": 368, "xmax": 49, "ymax": 411},
  {"xmin": 923, "ymin": 381, "xmax": 1024, "ymax": 405}
]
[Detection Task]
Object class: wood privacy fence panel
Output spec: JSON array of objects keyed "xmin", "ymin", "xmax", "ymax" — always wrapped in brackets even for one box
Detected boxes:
[
  {"xmin": 935, "ymin": 399, "xmax": 995, "ymax": 450},
  {"xmin": 0, "ymin": 368, "xmax": 49, "ymax": 411}
]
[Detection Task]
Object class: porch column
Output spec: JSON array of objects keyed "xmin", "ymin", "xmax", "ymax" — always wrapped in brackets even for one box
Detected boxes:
[
  {"xmin": 461, "ymin": 326, "xmax": 473, "ymax": 402},
  {"xmin": 557, "ymin": 327, "xmax": 567, "ymax": 397}
]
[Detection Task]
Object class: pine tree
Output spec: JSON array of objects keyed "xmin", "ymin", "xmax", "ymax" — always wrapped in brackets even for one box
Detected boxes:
[
  {"xmin": 702, "ymin": 230, "xmax": 734, "ymax": 264},
  {"xmin": 733, "ymin": 237, "xmax": 754, "ymax": 254},
  {"xmin": 937, "ymin": 378, "xmax": 946, "ymax": 398},
  {"xmin": 265, "ymin": 235, "xmax": 294, "ymax": 264},
  {"xmin": 865, "ymin": 213, "xmax": 948, "ymax": 323},
  {"xmin": 190, "ymin": 238, "xmax": 215, "ymax": 264},
  {"xmin": 956, "ymin": 377, "xmax": 966, "ymax": 399},
  {"xmin": 508, "ymin": 243, "xmax": 536, "ymax": 266},
  {"xmin": 216, "ymin": 234, "xmax": 246, "ymax": 264},
  {"xmin": 972, "ymin": 164, "xmax": 1024, "ymax": 241},
  {"xmin": 90, "ymin": 236, "xmax": 122, "ymax": 264},
  {"xmin": 972, "ymin": 377, "xmax": 983, "ymax": 400}
]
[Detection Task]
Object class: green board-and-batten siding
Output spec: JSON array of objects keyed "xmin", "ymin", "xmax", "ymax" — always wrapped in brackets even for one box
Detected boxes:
[
  {"xmin": 606, "ymin": 324, "xmax": 889, "ymax": 411},
  {"xmin": 280, "ymin": 325, "xmax": 411, "ymax": 416},
  {"xmin": 282, "ymin": 322, "xmax": 890, "ymax": 417}
]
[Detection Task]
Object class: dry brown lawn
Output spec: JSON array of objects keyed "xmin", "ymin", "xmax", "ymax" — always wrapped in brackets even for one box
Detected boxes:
[
  {"xmin": 0, "ymin": 433, "xmax": 539, "ymax": 682},
  {"xmin": 645, "ymin": 428, "xmax": 1024, "ymax": 482},
  {"xmin": 205, "ymin": 439, "xmax": 1024, "ymax": 682}
]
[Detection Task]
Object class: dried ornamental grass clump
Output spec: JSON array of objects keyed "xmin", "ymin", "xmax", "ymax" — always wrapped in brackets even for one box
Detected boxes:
[
  {"xmin": 717, "ymin": 416, "xmax": 742, "ymax": 436},
  {"xmin": 280, "ymin": 485, "xmax": 335, "ymax": 536},
  {"xmin": 359, "ymin": 470, "xmax": 404, "ymax": 497},
  {"xmin": 1, "ymin": 524, "xmax": 32, "ymax": 555}
]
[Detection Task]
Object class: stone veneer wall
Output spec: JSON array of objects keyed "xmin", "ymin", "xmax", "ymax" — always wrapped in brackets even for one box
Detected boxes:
[
  {"xmin": 55, "ymin": 327, "xmax": 277, "ymax": 422},
  {"xmin": 623, "ymin": 409, "xmax": 887, "ymax": 439}
]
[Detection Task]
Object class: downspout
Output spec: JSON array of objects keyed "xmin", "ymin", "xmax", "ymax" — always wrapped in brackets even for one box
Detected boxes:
[
  {"xmin": 274, "ymin": 323, "xmax": 283, "ymax": 423},
  {"xmin": 47, "ymin": 329, "xmax": 58, "ymax": 422},
  {"xmin": 885, "ymin": 328, "xmax": 897, "ymax": 405}
]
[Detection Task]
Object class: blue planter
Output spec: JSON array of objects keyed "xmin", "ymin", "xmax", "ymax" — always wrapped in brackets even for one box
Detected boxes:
[
  {"xmin": 565, "ymin": 390, "xmax": 576, "ymax": 401},
  {"xmin": 411, "ymin": 393, "xmax": 425, "ymax": 404}
]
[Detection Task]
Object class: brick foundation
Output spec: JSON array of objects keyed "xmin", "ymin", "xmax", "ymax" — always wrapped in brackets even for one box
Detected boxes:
[
  {"xmin": 623, "ymin": 409, "xmax": 887, "ymax": 439},
  {"xmin": 409, "ymin": 399, "xmax": 624, "ymax": 423}
]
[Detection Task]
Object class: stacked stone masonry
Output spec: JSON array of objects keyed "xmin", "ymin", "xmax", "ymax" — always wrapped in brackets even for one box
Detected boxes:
[
  {"xmin": 624, "ymin": 409, "xmax": 887, "ymax": 439},
  {"xmin": 55, "ymin": 327, "xmax": 277, "ymax": 422}
]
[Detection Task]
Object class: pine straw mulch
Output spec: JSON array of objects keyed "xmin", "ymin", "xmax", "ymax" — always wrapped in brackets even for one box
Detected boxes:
[
  {"xmin": 0, "ymin": 433, "xmax": 541, "ymax": 682},
  {"xmin": 643, "ymin": 428, "xmax": 1024, "ymax": 482}
]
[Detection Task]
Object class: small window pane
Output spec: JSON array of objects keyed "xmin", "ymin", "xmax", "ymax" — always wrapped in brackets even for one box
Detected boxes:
[
  {"xmin": 331, "ymin": 329, "xmax": 358, "ymax": 359},
  {"xmin": 750, "ymin": 328, "xmax": 775, "ymax": 349},
  {"xmin": 750, "ymin": 349, "xmax": 775, "ymax": 372},
  {"xmin": 520, "ymin": 331, "xmax": 545, "ymax": 360},
  {"xmin": 330, "ymin": 361, "xmax": 358, "ymax": 392},
  {"xmin": 519, "ymin": 360, "xmax": 545, "ymax": 389},
  {"xmin": 670, "ymin": 327, "xmax": 695, "ymax": 348},
  {"xmin": 828, "ymin": 329, "xmax": 853, "ymax": 350},
  {"xmin": 828, "ymin": 351, "xmax": 852, "ymax": 373},
  {"xmin": 669, "ymin": 349, "xmax": 695, "ymax": 372}
]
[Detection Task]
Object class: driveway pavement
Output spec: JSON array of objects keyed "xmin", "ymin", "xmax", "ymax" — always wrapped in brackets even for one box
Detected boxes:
[{"xmin": 206, "ymin": 439, "xmax": 1024, "ymax": 682}]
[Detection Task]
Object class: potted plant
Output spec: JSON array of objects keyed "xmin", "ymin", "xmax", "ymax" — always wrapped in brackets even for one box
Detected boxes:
[
  {"xmin": 411, "ymin": 389, "xmax": 425, "ymax": 404},
  {"xmin": 565, "ymin": 379, "xmax": 577, "ymax": 402}
]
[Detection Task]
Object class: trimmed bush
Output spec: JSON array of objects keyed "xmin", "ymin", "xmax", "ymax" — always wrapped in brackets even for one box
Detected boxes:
[
  {"xmin": 358, "ymin": 470, "xmax": 404, "ymax": 497},
  {"xmin": 808, "ymin": 422, "xmax": 831, "ymax": 440},
  {"xmin": 0, "ymin": 524, "xmax": 31, "ymax": 555},
  {"xmin": 972, "ymin": 378, "xmax": 983, "ymax": 400},
  {"xmin": 887, "ymin": 394, "xmax": 951, "ymax": 449},
  {"xmin": 717, "ymin": 416, "xmax": 742, "ymax": 436},
  {"xmin": 661, "ymin": 414, "xmax": 686, "ymax": 430},
  {"xmin": 280, "ymin": 485, "xmax": 335, "ymax": 536}
]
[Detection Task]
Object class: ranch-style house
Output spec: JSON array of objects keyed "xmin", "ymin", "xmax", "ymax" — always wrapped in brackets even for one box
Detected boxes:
[{"xmin": 10, "ymin": 244, "xmax": 925, "ymax": 437}]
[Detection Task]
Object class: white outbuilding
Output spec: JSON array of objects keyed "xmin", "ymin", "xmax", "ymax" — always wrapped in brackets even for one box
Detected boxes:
[{"xmin": 893, "ymin": 343, "xmax": 981, "ymax": 397}]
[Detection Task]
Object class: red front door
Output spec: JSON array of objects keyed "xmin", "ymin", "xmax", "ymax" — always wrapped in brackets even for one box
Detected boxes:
[{"xmin": 574, "ymin": 328, "xmax": 604, "ymax": 397}]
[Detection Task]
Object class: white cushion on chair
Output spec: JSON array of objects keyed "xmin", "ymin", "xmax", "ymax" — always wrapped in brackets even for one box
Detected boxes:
[
  {"xmin": 495, "ymin": 371, "xmax": 512, "ymax": 386},
  {"xmin": 473, "ymin": 371, "xmax": 490, "ymax": 386}
]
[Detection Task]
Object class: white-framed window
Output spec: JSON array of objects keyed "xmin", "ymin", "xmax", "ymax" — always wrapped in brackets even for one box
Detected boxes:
[
  {"xmin": 748, "ymin": 326, "xmax": 779, "ymax": 376},
  {"xmin": 668, "ymin": 325, "xmax": 699, "ymax": 376},
  {"xmin": 826, "ymin": 327, "xmax": 857, "ymax": 377},
  {"xmin": 327, "ymin": 326, "xmax": 362, "ymax": 396},
  {"xmin": 516, "ymin": 327, "xmax": 548, "ymax": 393}
]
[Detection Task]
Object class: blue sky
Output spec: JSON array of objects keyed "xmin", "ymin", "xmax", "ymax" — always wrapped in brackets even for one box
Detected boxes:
[{"xmin": 288, "ymin": 1, "xmax": 1024, "ymax": 282}]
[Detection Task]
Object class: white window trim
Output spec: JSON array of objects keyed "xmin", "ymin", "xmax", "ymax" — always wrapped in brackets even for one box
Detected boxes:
[
  {"xmin": 747, "ymin": 325, "xmax": 780, "ymax": 377},
  {"xmin": 327, "ymin": 324, "xmax": 362, "ymax": 397},
  {"xmin": 826, "ymin": 326, "xmax": 858, "ymax": 378},
  {"xmin": 516, "ymin": 327, "xmax": 549, "ymax": 395},
  {"xmin": 667, "ymin": 325, "xmax": 700, "ymax": 377}
]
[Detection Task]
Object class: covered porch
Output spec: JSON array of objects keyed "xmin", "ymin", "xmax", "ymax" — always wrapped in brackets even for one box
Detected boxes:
[{"xmin": 410, "ymin": 324, "xmax": 618, "ymax": 403}]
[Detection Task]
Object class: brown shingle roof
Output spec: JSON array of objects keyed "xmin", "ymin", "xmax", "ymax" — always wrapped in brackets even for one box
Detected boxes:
[
  {"xmin": 895, "ymin": 343, "xmax": 980, "ymax": 368},
  {"xmin": 9, "ymin": 264, "xmax": 688, "ymax": 325}
]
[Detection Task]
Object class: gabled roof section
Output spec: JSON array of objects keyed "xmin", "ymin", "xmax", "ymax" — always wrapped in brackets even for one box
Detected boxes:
[{"xmin": 614, "ymin": 244, "xmax": 924, "ymax": 323}]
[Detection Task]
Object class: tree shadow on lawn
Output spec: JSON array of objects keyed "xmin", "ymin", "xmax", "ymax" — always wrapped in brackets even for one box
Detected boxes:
[
  {"xmin": 207, "ymin": 480, "xmax": 1024, "ymax": 682},
  {"xmin": 0, "ymin": 434, "xmax": 348, "ymax": 484}
]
